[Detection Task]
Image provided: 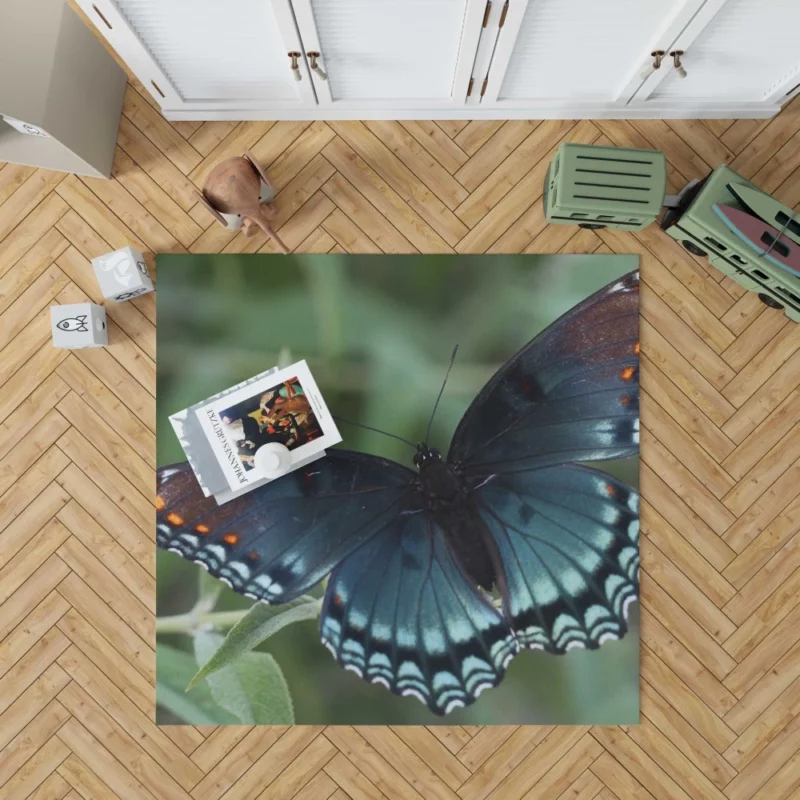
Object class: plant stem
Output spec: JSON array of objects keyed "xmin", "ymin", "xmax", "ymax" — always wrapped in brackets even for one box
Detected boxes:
[
  {"xmin": 156, "ymin": 595, "xmax": 320, "ymax": 635},
  {"xmin": 156, "ymin": 609, "xmax": 250, "ymax": 634}
]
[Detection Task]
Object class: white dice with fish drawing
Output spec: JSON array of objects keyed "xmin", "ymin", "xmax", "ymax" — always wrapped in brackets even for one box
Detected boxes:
[
  {"xmin": 50, "ymin": 303, "xmax": 108, "ymax": 349},
  {"xmin": 91, "ymin": 246, "xmax": 154, "ymax": 302}
]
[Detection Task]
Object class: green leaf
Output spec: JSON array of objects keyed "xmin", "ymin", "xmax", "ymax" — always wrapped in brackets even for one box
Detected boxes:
[
  {"xmin": 156, "ymin": 682, "xmax": 218, "ymax": 725},
  {"xmin": 196, "ymin": 568, "xmax": 223, "ymax": 614},
  {"xmin": 193, "ymin": 631, "xmax": 294, "ymax": 724},
  {"xmin": 187, "ymin": 598, "xmax": 321, "ymax": 690},
  {"xmin": 156, "ymin": 643, "xmax": 239, "ymax": 725}
]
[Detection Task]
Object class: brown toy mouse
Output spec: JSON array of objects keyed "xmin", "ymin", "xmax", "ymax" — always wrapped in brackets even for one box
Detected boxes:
[{"xmin": 195, "ymin": 149, "xmax": 289, "ymax": 254}]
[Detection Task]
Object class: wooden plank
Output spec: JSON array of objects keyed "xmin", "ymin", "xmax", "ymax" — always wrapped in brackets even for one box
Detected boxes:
[
  {"xmin": 329, "ymin": 121, "xmax": 467, "ymax": 246},
  {"xmin": 122, "ymin": 85, "xmax": 202, "ymax": 175},
  {"xmin": 57, "ymin": 646, "xmax": 202, "ymax": 790},
  {"xmin": 0, "ymin": 590, "xmax": 69, "ymax": 681},
  {"xmin": 0, "ymin": 192, "xmax": 68, "ymax": 279},
  {"xmin": 322, "ymin": 209, "xmax": 380, "ymax": 253},
  {"xmin": 111, "ymin": 147, "xmax": 203, "ymax": 248},
  {"xmin": 323, "ymin": 138, "xmax": 451, "ymax": 252},
  {"xmin": 0, "ymin": 163, "xmax": 36, "ymax": 205},
  {"xmin": 455, "ymin": 120, "xmax": 575, "ymax": 229},
  {"xmin": 364, "ymin": 120, "xmax": 469, "ymax": 210},
  {"xmin": 400, "ymin": 121, "xmax": 469, "ymax": 174},
  {"xmin": 56, "ymin": 573, "xmax": 154, "ymax": 683},
  {"xmin": 641, "ymin": 501, "xmax": 735, "ymax": 608},
  {"xmin": 0, "ymin": 169, "xmax": 65, "ymax": 243},
  {"xmin": 639, "ymin": 681, "xmax": 737, "ymax": 790},
  {"xmin": 0, "ymin": 228, "xmax": 68, "ymax": 316},
  {"xmin": 116, "ymin": 115, "xmax": 200, "ymax": 211},
  {"xmin": 56, "ymin": 681, "xmax": 194, "ymax": 800},
  {"xmin": 190, "ymin": 727, "xmax": 288, "ymax": 800},
  {"xmin": 322, "ymin": 173, "xmax": 415, "ymax": 254},
  {"xmin": 0, "ymin": 733, "xmax": 71, "ymax": 800}
]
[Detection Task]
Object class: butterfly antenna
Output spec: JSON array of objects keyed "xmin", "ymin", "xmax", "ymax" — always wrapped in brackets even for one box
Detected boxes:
[
  {"xmin": 425, "ymin": 345, "xmax": 459, "ymax": 445},
  {"xmin": 334, "ymin": 416, "xmax": 416, "ymax": 448}
]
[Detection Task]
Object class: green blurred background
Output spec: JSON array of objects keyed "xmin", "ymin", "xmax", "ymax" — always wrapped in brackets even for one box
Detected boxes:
[{"xmin": 156, "ymin": 253, "xmax": 640, "ymax": 725}]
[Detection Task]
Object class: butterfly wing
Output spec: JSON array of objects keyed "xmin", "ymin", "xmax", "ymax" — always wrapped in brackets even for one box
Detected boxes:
[
  {"xmin": 476, "ymin": 464, "xmax": 639, "ymax": 652},
  {"xmin": 444, "ymin": 270, "xmax": 640, "ymax": 651},
  {"xmin": 158, "ymin": 453, "xmax": 518, "ymax": 715},
  {"xmin": 319, "ymin": 511, "xmax": 518, "ymax": 715},
  {"xmin": 448, "ymin": 270, "xmax": 640, "ymax": 475},
  {"xmin": 156, "ymin": 450, "xmax": 416, "ymax": 603}
]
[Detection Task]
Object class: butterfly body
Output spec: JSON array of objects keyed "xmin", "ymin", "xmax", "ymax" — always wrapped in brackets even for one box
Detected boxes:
[{"xmin": 157, "ymin": 270, "xmax": 641, "ymax": 715}]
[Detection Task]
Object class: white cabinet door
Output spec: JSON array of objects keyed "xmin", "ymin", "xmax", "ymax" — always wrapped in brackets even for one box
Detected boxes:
[
  {"xmin": 75, "ymin": 0, "xmax": 316, "ymax": 111},
  {"xmin": 289, "ymin": 0, "xmax": 486, "ymax": 108},
  {"xmin": 633, "ymin": 0, "xmax": 800, "ymax": 108},
  {"xmin": 480, "ymin": 0, "xmax": 708, "ymax": 109}
]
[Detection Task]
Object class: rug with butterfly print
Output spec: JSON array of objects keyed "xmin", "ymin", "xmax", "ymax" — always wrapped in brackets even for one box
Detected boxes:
[{"xmin": 155, "ymin": 254, "xmax": 640, "ymax": 725}]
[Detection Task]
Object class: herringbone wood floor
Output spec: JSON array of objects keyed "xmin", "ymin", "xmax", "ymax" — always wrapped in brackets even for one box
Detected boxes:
[{"xmin": 2, "ymin": 68, "xmax": 800, "ymax": 800}]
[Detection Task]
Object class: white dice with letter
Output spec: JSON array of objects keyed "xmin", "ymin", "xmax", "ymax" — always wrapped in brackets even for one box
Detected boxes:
[
  {"xmin": 50, "ymin": 303, "xmax": 108, "ymax": 349},
  {"xmin": 91, "ymin": 246, "xmax": 154, "ymax": 301}
]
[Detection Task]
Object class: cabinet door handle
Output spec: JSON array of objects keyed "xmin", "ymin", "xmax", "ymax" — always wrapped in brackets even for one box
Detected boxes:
[
  {"xmin": 670, "ymin": 50, "xmax": 687, "ymax": 79},
  {"xmin": 288, "ymin": 52, "xmax": 302, "ymax": 81},
  {"xmin": 307, "ymin": 52, "xmax": 328, "ymax": 81},
  {"xmin": 640, "ymin": 50, "xmax": 665, "ymax": 81}
]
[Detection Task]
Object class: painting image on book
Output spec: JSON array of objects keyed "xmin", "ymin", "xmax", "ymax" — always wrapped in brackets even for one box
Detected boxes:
[{"xmin": 218, "ymin": 377, "xmax": 322, "ymax": 471}]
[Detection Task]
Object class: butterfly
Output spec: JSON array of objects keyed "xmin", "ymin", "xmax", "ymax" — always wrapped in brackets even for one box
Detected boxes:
[{"xmin": 156, "ymin": 270, "xmax": 640, "ymax": 715}]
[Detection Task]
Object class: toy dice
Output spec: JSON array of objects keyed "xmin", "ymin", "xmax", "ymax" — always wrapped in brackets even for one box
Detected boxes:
[
  {"xmin": 50, "ymin": 303, "xmax": 107, "ymax": 348},
  {"xmin": 92, "ymin": 246, "xmax": 154, "ymax": 302}
]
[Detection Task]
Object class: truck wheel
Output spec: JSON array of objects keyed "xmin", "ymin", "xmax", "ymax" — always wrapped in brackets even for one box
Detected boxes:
[
  {"xmin": 758, "ymin": 293, "xmax": 784, "ymax": 310},
  {"xmin": 682, "ymin": 240, "xmax": 707, "ymax": 257},
  {"xmin": 578, "ymin": 223, "xmax": 606, "ymax": 230}
]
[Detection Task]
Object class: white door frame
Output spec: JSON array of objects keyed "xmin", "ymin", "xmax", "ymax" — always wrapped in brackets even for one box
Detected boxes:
[{"xmin": 478, "ymin": 0, "xmax": 529, "ymax": 104}]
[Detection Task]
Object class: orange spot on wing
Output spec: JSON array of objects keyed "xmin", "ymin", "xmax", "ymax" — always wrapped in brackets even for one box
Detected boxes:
[
  {"xmin": 155, "ymin": 495, "xmax": 165, "ymax": 511},
  {"xmin": 620, "ymin": 366, "xmax": 635, "ymax": 382},
  {"xmin": 223, "ymin": 533, "xmax": 239, "ymax": 546},
  {"xmin": 247, "ymin": 551, "xmax": 260, "ymax": 561},
  {"xmin": 166, "ymin": 512, "xmax": 184, "ymax": 526},
  {"xmin": 195, "ymin": 524, "xmax": 210, "ymax": 534},
  {"xmin": 332, "ymin": 594, "xmax": 343, "ymax": 607},
  {"xmin": 620, "ymin": 394, "xmax": 631, "ymax": 406},
  {"xmin": 633, "ymin": 341, "xmax": 640, "ymax": 356},
  {"xmin": 606, "ymin": 484, "xmax": 617, "ymax": 498}
]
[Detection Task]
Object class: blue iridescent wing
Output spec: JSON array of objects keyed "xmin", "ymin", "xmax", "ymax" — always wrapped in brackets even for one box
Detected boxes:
[
  {"xmin": 448, "ymin": 270, "xmax": 640, "ymax": 475},
  {"xmin": 319, "ymin": 511, "xmax": 517, "ymax": 715},
  {"xmin": 156, "ymin": 451, "xmax": 416, "ymax": 603},
  {"xmin": 475, "ymin": 464, "xmax": 639, "ymax": 652},
  {"xmin": 157, "ymin": 454, "xmax": 518, "ymax": 715}
]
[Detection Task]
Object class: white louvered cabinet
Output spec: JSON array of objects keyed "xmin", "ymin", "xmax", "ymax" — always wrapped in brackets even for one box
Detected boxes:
[
  {"xmin": 76, "ymin": 0, "xmax": 798, "ymax": 120},
  {"xmin": 629, "ymin": 0, "xmax": 800, "ymax": 111},
  {"xmin": 477, "ymin": 0, "xmax": 710, "ymax": 109},
  {"xmin": 74, "ymin": 0, "xmax": 317, "ymax": 111},
  {"xmin": 290, "ymin": 0, "xmax": 487, "ymax": 108}
]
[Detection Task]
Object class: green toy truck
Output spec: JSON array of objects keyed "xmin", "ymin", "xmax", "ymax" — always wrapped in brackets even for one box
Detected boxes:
[
  {"xmin": 543, "ymin": 143, "xmax": 666, "ymax": 232},
  {"xmin": 544, "ymin": 143, "xmax": 800, "ymax": 322},
  {"xmin": 660, "ymin": 165, "xmax": 800, "ymax": 322}
]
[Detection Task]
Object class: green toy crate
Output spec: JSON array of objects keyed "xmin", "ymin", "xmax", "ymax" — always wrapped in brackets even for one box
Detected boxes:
[
  {"xmin": 543, "ymin": 143, "xmax": 667, "ymax": 231},
  {"xmin": 661, "ymin": 164, "xmax": 800, "ymax": 322}
]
